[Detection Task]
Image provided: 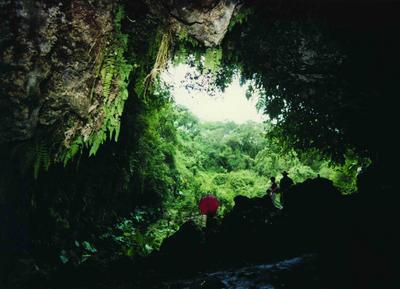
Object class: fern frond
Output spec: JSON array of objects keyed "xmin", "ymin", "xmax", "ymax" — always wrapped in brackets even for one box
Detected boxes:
[{"xmin": 33, "ymin": 139, "xmax": 51, "ymax": 179}]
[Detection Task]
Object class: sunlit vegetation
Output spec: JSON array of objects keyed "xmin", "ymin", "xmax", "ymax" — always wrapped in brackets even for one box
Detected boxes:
[
  {"xmin": 121, "ymin": 95, "xmax": 364, "ymax": 253},
  {"xmin": 91, "ymin": 72, "xmax": 364, "ymax": 255}
]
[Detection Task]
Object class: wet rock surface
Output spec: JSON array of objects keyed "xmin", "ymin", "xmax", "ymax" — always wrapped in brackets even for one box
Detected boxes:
[{"xmin": 156, "ymin": 255, "xmax": 319, "ymax": 289}]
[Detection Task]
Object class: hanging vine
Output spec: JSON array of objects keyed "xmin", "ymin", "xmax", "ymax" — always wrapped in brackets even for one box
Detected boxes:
[{"xmin": 140, "ymin": 28, "xmax": 173, "ymax": 99}]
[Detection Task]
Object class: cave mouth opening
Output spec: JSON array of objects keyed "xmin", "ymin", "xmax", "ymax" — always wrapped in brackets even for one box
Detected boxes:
[
  {"xmin": 142, "ymin": 50, "xmax": 364, "ymax": 225},
  {"xmin": 2, "ymin": 3, "xmax": 399, "ymax": 286}
]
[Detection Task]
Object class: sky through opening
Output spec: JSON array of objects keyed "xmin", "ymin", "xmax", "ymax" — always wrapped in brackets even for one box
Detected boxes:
[{"xmin": 162, "ymin": 64, "xmax": 266, "ymax": 124}]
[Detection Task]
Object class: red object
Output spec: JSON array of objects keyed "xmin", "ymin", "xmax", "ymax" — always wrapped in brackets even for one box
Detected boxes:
[{"xmin": 199, "ymin": 195, "xmax": 219, "ymax": 215}]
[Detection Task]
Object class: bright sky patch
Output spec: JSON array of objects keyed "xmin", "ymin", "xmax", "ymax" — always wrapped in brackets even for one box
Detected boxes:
[{"xmin": 162, "ymin": 64, "xmax": 265, "ymax": 123}]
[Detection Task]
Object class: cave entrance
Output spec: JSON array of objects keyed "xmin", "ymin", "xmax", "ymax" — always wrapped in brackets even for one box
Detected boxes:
[
  {"xmin": 1, "ymin": 3, "xmax": 398, "ymax": 286},
  {"xmin": 152, "ymin": 54, "xmax": 360, "ymax": 225}
]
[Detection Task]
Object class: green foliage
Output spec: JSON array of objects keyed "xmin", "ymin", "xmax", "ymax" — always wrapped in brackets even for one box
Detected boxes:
[
  {"xmin": 168, "ymin": 106, "xmax": 360, "ymax": 223},
  {"xmin": 10, "ymin": 136, "xmax": 52, "ymax": 178},
  {"xmin": 200, "ymin": 5, "xmax": 352, "ymax": 161},
  {"xmin": 100, "ymin": 52, "xmax": 115, "ymax": 99},
  {"xmin": 9, "ymin": 9, "xmax": 179, "ymax": 260},
  {"xmin": 59, "ymin": 240, "xmax": 97, "ymax": 265},
  {"xmin": 62, "ymin": 137, "xmax": 83, "ymax": 166},
  {"xmin": 33, "ymin": 139, "xmax": 51, "ymax": 179},
  {"xmin": 17, "ymin": 80, "xmax": 180, "ymax": 261},
  {"xmin": 176, "ymin": 27, "xmax": 199, "ymax": 48},
  {"xmin": 101, "ymin": 214, "xmax": 153, "ymax": 257},
  {"xmin": 61, "ymin": 6, "xmax": 134, "ymax": 162},
  {"xmin": 88, "ymin": 6, "xmax": 133, "ymax": 156},
  {"xmin": 318, "ymin": 151, "xmax": 368, "ymax": 194},
  {"xmin": 169, "ymin": 2, "xmax": 393, "ymax": 168},
  {"xmin": 173, "ymin": 27, "xmax": 202, "ymax": 66},
  {"xmin": 228, "ymin": 6, "xmax": 253, "ymax": 31},
  {"xmin": 204, "ymin": 48, "xmax": 223, "ymax": 72}
]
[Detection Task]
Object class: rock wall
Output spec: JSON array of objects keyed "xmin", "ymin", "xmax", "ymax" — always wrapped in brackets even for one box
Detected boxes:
[{"xmin": 0, "ymin": 0, "xmax": 115, "ymax": 147}]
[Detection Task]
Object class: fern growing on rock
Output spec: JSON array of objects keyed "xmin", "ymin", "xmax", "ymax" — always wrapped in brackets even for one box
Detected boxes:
[{"xmin": 33, "ymin": 139, "xmax": 51, "ymax": 179}]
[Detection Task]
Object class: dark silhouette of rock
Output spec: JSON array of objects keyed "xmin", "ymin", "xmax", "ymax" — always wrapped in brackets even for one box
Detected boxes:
[
  {"xmin": 160, "ymin": 220, "xmax": 205, "ymax": 256},
  {"xmin": 145, "ymin": 176, "xmax": 399, "ymax": 289},
  {"xmin": 339, "ymin": 164, "xmax": 399, "ymax": 289},
  {"xmin": 157, "ymin": 220, "xmax": 205, "ymax": 276}
]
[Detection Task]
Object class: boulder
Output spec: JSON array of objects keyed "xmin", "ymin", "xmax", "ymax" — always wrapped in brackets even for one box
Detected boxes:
[{"xmin": 158, "ymin": 220, "xmax": 205, "ymax": 274}]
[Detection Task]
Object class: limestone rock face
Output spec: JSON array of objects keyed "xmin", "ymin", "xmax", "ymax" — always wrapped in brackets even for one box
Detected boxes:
[
  {"xmin": 0, "ymin": 0, "xmax": 239, "ymax": 149},
  {"xmin": 0, "ymin": 0, "xmax": 114, "ymax": 145},
  {"xmin": 147, "ymin": 0, "xmax": 240, "ymax": 47}
]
